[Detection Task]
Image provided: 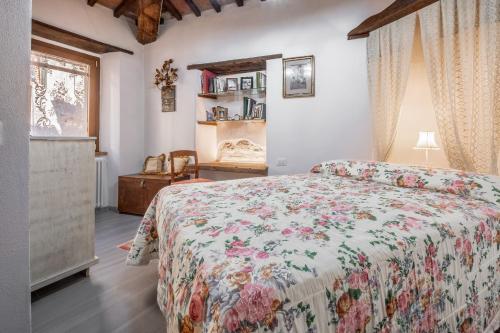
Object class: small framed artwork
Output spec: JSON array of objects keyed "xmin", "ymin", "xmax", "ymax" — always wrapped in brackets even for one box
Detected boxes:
[
  {"xmin": 216, "ymin": 106, "xmax": 228, "ymax": 121},
  {"xmin": 252, "ymin": 103, "xmax": 266, "ymax": 119},
  {"xmin": 283, "ymin": 55, "xmax": 315, "ymax": 98},
  {"xmin": 161, "ymin": 86, "xmax": 176, "ymax": 112},
  {"xmin": 226, "ymin": 78, "xmax": 239, "ymax": 91},
  {"xmin": 240, "ymin": 77, "xmax": 253, "ymax": 90}
]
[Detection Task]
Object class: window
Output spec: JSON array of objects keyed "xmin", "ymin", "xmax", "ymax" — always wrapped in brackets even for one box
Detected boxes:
[{"xmin": 30, "ymin": 39, "xmax": 100, "ymax": 150}]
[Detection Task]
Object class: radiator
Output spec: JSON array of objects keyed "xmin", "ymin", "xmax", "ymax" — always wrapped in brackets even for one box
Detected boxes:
[{"xmin": 95, "ymin": 156, "xmax": 108, "ymax": 208}]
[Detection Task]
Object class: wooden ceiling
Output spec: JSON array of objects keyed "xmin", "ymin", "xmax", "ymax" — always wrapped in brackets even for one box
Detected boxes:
[{"xmin": 88, "ymin": 0, "xmax": 263, "ymax": 44}]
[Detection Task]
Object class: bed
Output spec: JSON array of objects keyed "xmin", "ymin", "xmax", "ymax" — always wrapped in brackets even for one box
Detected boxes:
[{"xmin": 127, "ymin": 160, "xmax": 500, "ymax": 333}]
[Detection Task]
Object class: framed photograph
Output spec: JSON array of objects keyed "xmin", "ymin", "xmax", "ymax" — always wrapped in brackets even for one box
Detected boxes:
[
  {"xmin": 283, "ymin": 55, "xmax": 315, "ymax": 98},
  {"xmin": 240, "ymin": 77, "xmax": 253, "ymax": 90},
  {"xmin": 252, "ymin": 103, "xmax": 266, "ymax": 119},
  {"xmin": 226, "ymin": 78, "xmax": 239, "ymax": 91},
  {"xmin": 216, "ymin": 106, "xmax": 228, "ymax": 121}
]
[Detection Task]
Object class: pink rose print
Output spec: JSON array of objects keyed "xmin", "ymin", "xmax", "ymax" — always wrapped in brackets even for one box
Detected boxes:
[
  {"xmin": 189, "ymin": 293, "xmax": 204, "ymax": 323},
  {"xmin": 234, "ymin": 283, "xmax": 275, "ymax": 324},
  {"xmin": 463, "ymin": 239, "xmax": 472, "ymax": 254},
  {"xmin": 225, "ymin": 225, "xmax": 240, "ymax": 234},
  {"xmin": 223, "ymin": 308, "xmax": 240, "ymax": 332},
  {"xmin": 455, "ymin": 238, "xmax": 462, "ymax": 251},
  {"xmin": 281, "ymin": 228, "xmax": 294, "ymax": 236},
  {"xmin": 299, "ymin": 227, "xmax": 314, "ymax": 235},
  {"xmin": 255, "ymin": 251, "xmax": 270, "ymax": 260},
  {"xmin": 226, "ymin": 246, "xmax": 256, "ymax": 258}
]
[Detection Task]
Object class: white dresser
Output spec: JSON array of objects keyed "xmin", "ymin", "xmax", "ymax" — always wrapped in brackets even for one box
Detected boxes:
[{"xmin": 29, "ymin": 137, "xmax": 98, "ymax": 291}]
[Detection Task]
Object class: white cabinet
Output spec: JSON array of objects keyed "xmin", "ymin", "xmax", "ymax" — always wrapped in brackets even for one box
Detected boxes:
[{"xmin": 29, "ymin": 137, "xmax": 98, "ymax": 291}]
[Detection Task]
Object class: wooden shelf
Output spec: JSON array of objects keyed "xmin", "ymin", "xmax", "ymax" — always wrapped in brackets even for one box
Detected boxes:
[
  {"xmin": 199, "ymin": 162, "xmax": 268, "ymax": 175},
  {"xmin": 187, "ymin": 54, "xmax": 282, "ymax": 75},
  {"xmin": 198, "ymin": 120, "xmax": 266, "ymax": 126},
  {"xmin": 198, "ymin": 88, "xmax": 266, "ymax": 99}
]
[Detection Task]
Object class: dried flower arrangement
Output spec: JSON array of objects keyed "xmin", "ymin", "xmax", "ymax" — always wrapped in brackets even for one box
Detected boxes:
[{"xmin": 154, "ymin": 59, "xmax": 178, "ymax": 89}]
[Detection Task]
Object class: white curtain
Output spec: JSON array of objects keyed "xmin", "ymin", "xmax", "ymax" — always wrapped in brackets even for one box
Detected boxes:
[
  {"xmin": 419, "ymin": 0, "xmax": 500, "ymax": 174},
  {"xmin": 368, "ymin": 14, "xmax": 417, "ymax": 161}
]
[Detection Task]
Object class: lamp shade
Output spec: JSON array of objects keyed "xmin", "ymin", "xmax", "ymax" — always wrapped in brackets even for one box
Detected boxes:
[{"xmin": 414, "ymin": 131, "xmax": 440, "ymax": 150}]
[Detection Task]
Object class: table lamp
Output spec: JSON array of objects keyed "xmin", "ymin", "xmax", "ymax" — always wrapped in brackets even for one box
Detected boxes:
[{"xmin": 414, "ymin": 131, "xmax": 440, "ymax": 166}]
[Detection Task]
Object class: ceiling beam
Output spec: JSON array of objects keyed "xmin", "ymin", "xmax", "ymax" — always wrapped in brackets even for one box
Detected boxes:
[
  {"xmin": 87, "ymin": 0, "xmax": 99, "ymax": 6},
  {"xmin": 114, "ymin": 0, "xmax": 136, "ymax": 18},
  {"xmin": 163, "ymin": 0, "xmax": 183, "ymax": 20},
  {"xmin": 32, "ymin": 19, "xmax": 134, "ymax": 54},
  {"xmin": 136, "ymin": 0, "xmax": 163, "ymax": 44},
  {"xmin": 235, "ymin": 0, "xmax": 244, "ymax": 6},
  {"xmin": 209, "ymin": 0, "xmax": 221, "ymax": 13},
  {"xmin": 348, "ymin": 0, "xmax": 439, "ymax": 40},
  {"xmin": 184, "ymin": 0, "xmax": 201, "ymax": 17}
]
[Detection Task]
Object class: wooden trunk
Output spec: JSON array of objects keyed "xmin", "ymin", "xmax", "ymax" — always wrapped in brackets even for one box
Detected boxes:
[{"xmin": 118, "ymin": 174, "xmax": 189, "ymax": 215}]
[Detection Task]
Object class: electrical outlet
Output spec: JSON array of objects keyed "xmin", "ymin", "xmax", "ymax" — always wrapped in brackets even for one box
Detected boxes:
[{"xmin": 277, "ymin": 158, "xmax": 288, "ymax": 167}]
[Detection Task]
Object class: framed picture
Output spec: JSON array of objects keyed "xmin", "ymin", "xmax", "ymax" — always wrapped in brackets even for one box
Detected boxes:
[
  {"xmin": 226, "ymin": 78, "xmax": 239, "ymax": 91},
  {"xmin": 142, "ymin": 154, "xmax": 166, "ymax": 174},
  {"xmin": 283, "ymin": 55, "xmax": 315, "ymax": 98},
  {"xmin": 240, "ymin": 77, "xmax": 253, "ymax": 90},
  {"xmin": 161, "ymin": 86, "xmax": 176, "ymax": 112},
  {"xmin": 216, "ymin": 106, "xmax": 228, "ymax": 121},
  {"xmin": 252, "ymin": 103, "xmax": 266, "ymax": 119}
]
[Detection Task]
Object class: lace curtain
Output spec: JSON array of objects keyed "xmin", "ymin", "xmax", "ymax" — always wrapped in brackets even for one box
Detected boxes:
[
  {"xmin": 368, "ymin": 14, "xmax": 417, "ymax": 161},
  {"xmin": 419, "ymin": 0, "xmax": 500, "ymax": 174}
]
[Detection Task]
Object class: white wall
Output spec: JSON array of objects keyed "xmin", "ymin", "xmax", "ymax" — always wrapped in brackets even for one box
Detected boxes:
[
  {"xmin": 0, "ymin": 0, "xmax": 31, "ymax": 331},
  {"xmin": 32, "ymin": 0, "xmax": 145, "ymax": 205},
  {"xmin": 144, "ymin": 0, "xmax": 394, "ymax": 175},
  {"xmin": 387, "ymin": 22, "xmax": 450, "ymax": 169}
]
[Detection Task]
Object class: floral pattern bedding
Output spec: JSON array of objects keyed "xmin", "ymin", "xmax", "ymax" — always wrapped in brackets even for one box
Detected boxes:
[{"xmin": 127, "ymin": 161, "xmax": 500, "ymax": 333}]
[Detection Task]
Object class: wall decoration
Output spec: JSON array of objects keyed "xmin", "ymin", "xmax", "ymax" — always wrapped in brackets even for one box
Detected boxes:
[
  {"xmin": 142, "ymin": 154, "xmax": 166, "ymax": 174},
  {"xmin": 226, "ymin": 78, "xmax": 238, "ymax": 91},
  {"xmin": 154, "ymin": 59, "xmax": 178, "ymax": 112},
  {"xmin": 216, "ymin": 106, "xmax": 228, "ymax": 121},
  {"xmin": 283, "ymin": 55, "xmax": 315, "ymax": 98},
  {"xmin": 240, "ymin": 77, "xmax": 254, "ymax": 90}
]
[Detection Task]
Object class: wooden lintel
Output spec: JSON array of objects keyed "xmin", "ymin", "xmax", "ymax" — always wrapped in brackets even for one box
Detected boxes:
[
  {"xmin": 87, "ymin": 0, "xmax": 99, "ymax": 6},
  {"xmin": 348, "ymin": 0, "xmax": 439, "ymax": 40},
  {"xmin": 32, "ymin": 20, "xmax": 134, "ymax": 55},
  {"xmin": 235, "ymin": 0, "xmax": 244, "ymax": 6},
  {"xmin": 185, "ymin": 0, "xmax": 201, "ymax": 17},
  {"xmin": 114, "ymin": 0, "xmax": 136, "ymax": 18},
  {"xmin": 163, "ymin": 0, "xmax": 183, "ymax": 20},
  {"xmin": 187, "ymin": 54, "xmax": 282, "ymax": 75},
  {"xmin": 209, "ymin": 0, "xmax": 221, "ymax": 13}
]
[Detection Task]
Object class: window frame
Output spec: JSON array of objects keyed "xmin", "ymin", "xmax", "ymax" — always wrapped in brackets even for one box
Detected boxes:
[{"xmin": 31, "ymin": 39, "xmax": 101, "ymax": 151}]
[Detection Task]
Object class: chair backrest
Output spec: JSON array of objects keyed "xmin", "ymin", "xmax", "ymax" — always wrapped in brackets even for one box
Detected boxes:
[{"xmin": 169, "ymin": 150, "xmax": 199, "ymax": 183}]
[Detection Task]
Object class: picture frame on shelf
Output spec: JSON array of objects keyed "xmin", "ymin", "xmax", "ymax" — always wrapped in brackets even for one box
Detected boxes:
[
  {"xmin": 232, "ymin": 114, "xmax": 241, "ymax": 121},
  {"xmin": 252, "ymin": 103, "xmax": 266, "ymax": 120},
  {"xmin": 240, "ymin": 77, "xmax": 253, "ymax": 90},
  {"xmin": 216, "ymin": 77, "xmax": 227, "ymax": 93},
  {"xmin": 216, "ymin": 106, "xmax": 228, "ymax": 121},
  {"xmin": 283, "ymin": 55, "xmax": 315, "ymax": 98},
  {"xmin": 226, "ymin": 78, "xmax": 238, "ymax": 91}
]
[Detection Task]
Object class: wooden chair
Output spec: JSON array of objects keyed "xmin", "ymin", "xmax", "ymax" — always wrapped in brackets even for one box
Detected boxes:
[{"xmin": 169, "ymin": 150, "xmax": 212, "ymax": 185}]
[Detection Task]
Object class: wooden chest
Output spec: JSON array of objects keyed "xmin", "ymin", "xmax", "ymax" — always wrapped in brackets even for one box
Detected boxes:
[{"xmin": 118, "ymin": 174, "xmax": 188, "ymax": 215}]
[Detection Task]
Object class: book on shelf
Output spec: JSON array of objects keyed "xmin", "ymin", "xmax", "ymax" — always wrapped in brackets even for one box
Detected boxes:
[
  {"xmin": 256, "ymin": 72, "xmax": 266, "ymax": 89},
  {"xmin": 201, "ymin": 70, "xmax": 216, "ymax": 94},
  {"xmin": 243, "ymin": 97, "xmax": 257, "ymax": 119}
]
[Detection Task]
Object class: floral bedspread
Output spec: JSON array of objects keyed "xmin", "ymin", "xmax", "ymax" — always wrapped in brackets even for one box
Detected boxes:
[{"xmin": 127, "ymin": 161, "xmax": 500, "ymax": 333}]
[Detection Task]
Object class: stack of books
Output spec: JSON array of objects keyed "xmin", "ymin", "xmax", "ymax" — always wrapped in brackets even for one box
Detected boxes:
[{"xmin": 200, "ymin": 70, "xmax": 216, "ymax": 94}]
